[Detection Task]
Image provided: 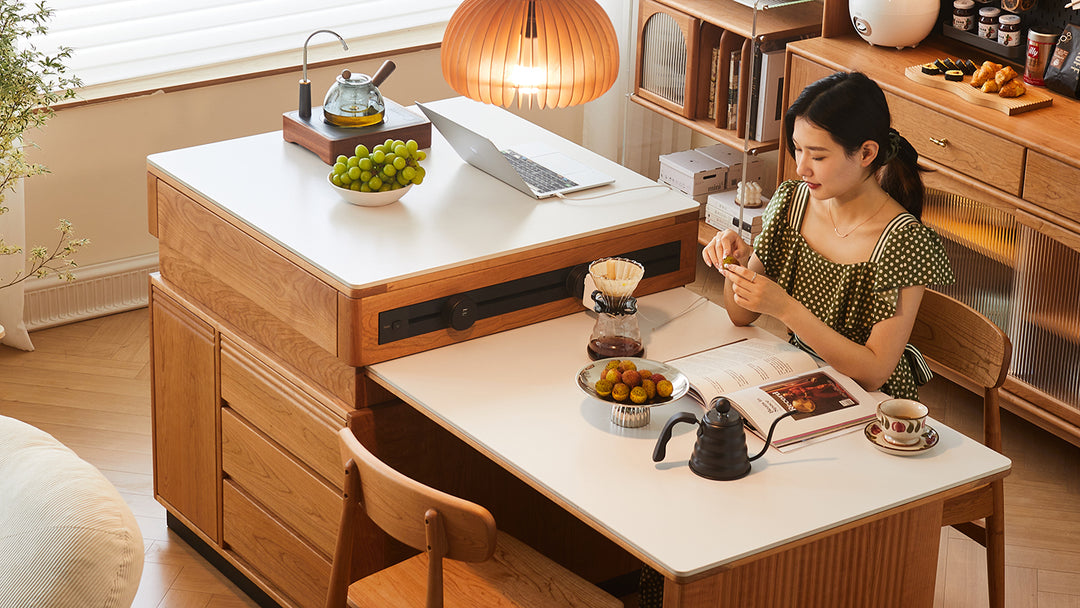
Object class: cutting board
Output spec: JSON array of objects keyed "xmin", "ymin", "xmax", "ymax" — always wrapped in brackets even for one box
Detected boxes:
[{"xmin": 904, "ymin": 64, "xmax": 1053, "ymax": 115}]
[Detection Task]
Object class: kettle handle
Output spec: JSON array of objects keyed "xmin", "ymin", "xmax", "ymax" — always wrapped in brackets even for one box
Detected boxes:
[
  {"xmin": 371, "ymin": 60, "xmax": 396, "ymax": 87},
  {"xmin": 652, "ymin": 411, "xmax": 699, "ymax": 462},
  {"xmin": 748, "ymin": 409, "xmax": 800, "ymax": 462}
]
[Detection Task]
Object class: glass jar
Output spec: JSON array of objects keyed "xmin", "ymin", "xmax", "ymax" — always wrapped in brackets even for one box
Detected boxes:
[
  {"xmin": 997, "ymin": 14, "xmax": 1022, "ymax": 46},
  {"xmin": 953, "ymin": 0, "xmax": 976, "ymax": 32},
  {"xmin": 978, "ymin": 7, "xmax": 1000, "ymax": 39}
]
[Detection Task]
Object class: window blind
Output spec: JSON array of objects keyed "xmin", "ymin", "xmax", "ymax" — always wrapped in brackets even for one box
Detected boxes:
[{"xmin": 31, "ymin": 0, "xmax": 461, "ymax": 88}]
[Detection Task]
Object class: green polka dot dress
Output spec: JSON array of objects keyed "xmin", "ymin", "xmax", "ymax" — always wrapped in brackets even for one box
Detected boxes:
[{"xmin": 755, "ymin": 180, "xmax": 955, "ymax": 399}]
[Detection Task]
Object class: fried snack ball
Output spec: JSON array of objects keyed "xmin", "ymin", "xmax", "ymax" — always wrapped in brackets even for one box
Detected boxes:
[
  {"xmin": 651, "ymin": 373, "xmax": 667, "ymax": 383},
  {"xmin": 618, "ymin": 360, "xmax": 637, "ymax": 372},
  {"xmin": 722, "ymin": 255, "xmax": 738, "ymax": 266},
  {"xmin": 605, "ymin": 360, "xmax": 621, "ymax": 371},
  {"xmin": 656, "ymin": 379, "xmax": 674, "ymax": 398},
  {"xmin": 604, "ymin": 368, "xmax": 622, "ymax": 384},
  {"xmin": 594, "ymin": 379, "xmax": 614, "ymax": 399},
  {"xmin": 630, "ymin": 386, "xmax": 648, "ymax": 404},
  {"xmin": 638, "ymin": 369, "xmax": 653, "ymax": 381},
  {"xmin": 621, "ymin": 369, "xmax": 642, "ymax": 388},
  {"xmin": 641, "ymin": 378, "xmax": 657, "ymax": 400},
  {"xmin": 611, "ymin": 382, "xmax": 631, "ymax": 402}
]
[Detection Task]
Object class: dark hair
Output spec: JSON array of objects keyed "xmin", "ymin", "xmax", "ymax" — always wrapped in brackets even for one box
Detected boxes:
[{"xmin": 783, "ymin": 71, "xmax": 923, "ymax": 219}]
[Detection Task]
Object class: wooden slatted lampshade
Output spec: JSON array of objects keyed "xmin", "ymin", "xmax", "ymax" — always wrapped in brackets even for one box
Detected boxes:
[{"xmin": 441, "ymin": 0, "xmax": 620, "ymax": 109}]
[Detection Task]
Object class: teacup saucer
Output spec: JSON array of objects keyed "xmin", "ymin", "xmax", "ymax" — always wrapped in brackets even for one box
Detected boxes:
[{"xmin": 864, "ymin": 421, "xmax": 939, "ymax": 456}]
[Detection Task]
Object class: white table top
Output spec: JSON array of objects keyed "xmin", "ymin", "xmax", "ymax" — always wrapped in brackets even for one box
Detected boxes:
[
  {"xmin": 147, "ymin": 97, "xmax": 697, "ymax": 291},
  {"xmin": 368, "ymin": 288, "xmax": 1012, "ymax": 579}
]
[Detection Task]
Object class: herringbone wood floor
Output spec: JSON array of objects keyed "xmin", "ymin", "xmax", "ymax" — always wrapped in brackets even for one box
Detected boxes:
[{"xmin": 2, "ymin": 308, "xmax": 1079, "ymax": 607}]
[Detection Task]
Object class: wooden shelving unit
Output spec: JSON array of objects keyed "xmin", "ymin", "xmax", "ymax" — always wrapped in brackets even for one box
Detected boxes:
[{"xmin": 633, "ymin": 0, "xmax": 824, "ymax": 154}]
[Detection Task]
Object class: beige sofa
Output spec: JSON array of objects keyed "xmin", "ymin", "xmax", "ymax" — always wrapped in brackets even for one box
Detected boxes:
[{"xmin": 0, "ymin": 415, "xmax": 144, "ymax": 607}]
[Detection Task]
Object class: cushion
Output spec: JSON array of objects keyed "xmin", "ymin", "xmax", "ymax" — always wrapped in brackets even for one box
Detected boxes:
[{"xmin": 0, "ymin": 415, "xmax": 144, "ymax": 608}]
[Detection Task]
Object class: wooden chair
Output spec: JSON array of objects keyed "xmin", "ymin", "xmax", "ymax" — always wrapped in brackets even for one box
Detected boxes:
[
  {"xmin": 326, "ymin": 428, "xmax": 622, "ymax": 608},
  {"xmin": 909, "ymin": 289, "xmax": 1011, "ymax": 608}
]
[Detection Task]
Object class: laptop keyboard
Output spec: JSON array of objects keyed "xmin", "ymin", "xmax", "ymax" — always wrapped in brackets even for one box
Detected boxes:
[{"xmin": 502, "ymin": 150, "xmax": 577, "ymax": 194}]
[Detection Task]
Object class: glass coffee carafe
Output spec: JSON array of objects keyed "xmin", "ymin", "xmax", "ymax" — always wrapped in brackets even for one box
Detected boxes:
[{"xmin": 586, "ymin": 258, "xmax": 645, "ymax": 360}]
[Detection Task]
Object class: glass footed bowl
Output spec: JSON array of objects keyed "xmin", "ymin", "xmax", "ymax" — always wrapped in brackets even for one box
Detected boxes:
[{"xmin": 328, "ymin": 174, "xmax": 412, "ymax": 207}]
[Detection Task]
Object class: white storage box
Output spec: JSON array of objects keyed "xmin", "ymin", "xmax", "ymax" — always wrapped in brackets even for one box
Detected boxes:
[
  {"xmin": 696, "ymin": 144, "xmax": 765, "ymax": 190},
  {"xmin": 658, "ymin": 150, "xmax": 729, "ymax": 197},
  {"xmin": 705, "ymin": 190, "xmax": 767, "ymax": 245}
]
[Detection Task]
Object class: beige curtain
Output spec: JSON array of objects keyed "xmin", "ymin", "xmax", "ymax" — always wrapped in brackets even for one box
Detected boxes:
[
  {"xmin": 585, "ymin": 0, "xmax": 691, "ymax": 178},
  {"xmin": 0, "ymin": 177, "xmax": 33, "ymax": 350}
]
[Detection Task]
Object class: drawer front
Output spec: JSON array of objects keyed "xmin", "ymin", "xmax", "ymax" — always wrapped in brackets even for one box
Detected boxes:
[
  {"xmin": 1024, "ymin": 151, "xmax": 1080, "ymax": 226},
  {"xmin": 220, "ymin": 337, "xmax": 345, "ymax": 486},
  {"xmin": 223, "ymin": 481, "xmax": 331, "ymax": 608},
  {"xmin": 886, "ymin": 93, "xmax": 1024, "ymax": 196},
  {"xmin": 221, "ymin": 409, "xmax": 341, "ymax": 558}
]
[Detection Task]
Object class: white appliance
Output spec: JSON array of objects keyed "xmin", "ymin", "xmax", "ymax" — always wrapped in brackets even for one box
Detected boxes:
[{"xmin": 849, "ymin": 0, "xmax": 939, "ymax": 49}]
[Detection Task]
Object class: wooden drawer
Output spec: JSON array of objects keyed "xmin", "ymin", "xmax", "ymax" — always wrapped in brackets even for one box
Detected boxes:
[
  {"xmin": 886, "ymin": 92, "xmax": 1024, "ymax": 196},
  {"xmin": 221, "ymin": 409, "xmax": 341, "ymax": 558},
  {"xmin": 220, "ymin": 337, "xmax": 345, "ymax": 486},
  {"xmin": 222, "ymin": 481, "xmax": 331, "ymax": 608},
  {"xmin": 1024, "ymin": 151, "xmax": 1080, "ymax": 227}
]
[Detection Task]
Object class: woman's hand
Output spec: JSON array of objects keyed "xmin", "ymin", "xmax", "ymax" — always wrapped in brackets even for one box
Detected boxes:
[
  {"xmin": 720, "ymin": 263, "xmax": 791, "ymax": 319},
  {"xmin": 702, "ymin": 230, "xmax": 752, "ymax": 269}
]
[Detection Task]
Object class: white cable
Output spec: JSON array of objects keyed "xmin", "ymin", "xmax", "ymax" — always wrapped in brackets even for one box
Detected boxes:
[{"xmin": 553, "ymin": 183, "xmax": 675, "ymax": 204}]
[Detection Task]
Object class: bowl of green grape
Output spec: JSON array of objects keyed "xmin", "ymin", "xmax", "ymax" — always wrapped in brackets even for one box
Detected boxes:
[{"xmin": 328, "ymin": 139, "xmax": 426, "ymax": 207}]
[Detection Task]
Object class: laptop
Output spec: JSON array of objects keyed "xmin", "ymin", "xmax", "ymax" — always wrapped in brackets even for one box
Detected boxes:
[{"xmin": 416, "ymin": 101, "xmax": 615, "ymax": 199}]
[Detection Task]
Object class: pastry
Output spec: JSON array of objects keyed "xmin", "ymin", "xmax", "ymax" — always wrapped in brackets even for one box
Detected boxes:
[
  {"xmin": 998, "ymin": 78, "xmax": 1026, "ymax": 98},
  {"xmin": 981, "ymin": 79, "xmax": 1001, "ymax": 93},
  {"xmin": 995, "ymin": 66, "xmax": 1019, "ymax": 87},
  {"xmin": 980, "ymin": 60, "xmax": 1003, "ymax": 73},
  {"xmin": 970, "ymin": 66, "xmax": 995, "ymax": 87}
]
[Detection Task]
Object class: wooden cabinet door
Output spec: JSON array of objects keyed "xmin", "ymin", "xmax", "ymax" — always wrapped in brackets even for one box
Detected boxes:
[{"xmin": 150, "ymin": 286, "xmax": 219, "ymax": 541}]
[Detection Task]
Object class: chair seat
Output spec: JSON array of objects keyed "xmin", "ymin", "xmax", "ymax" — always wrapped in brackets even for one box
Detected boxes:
[{"xmin": 346, "ymin": 531, "xmax": 621, "ymax": 608}]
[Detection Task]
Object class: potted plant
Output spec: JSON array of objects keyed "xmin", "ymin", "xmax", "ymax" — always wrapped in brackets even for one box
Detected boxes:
[{"xmin": 2, "ymin": 0, "xmax": 86, "ymax": 293}]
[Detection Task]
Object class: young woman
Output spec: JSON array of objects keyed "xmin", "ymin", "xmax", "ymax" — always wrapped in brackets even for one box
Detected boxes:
[{"xmin": 701, "ymin": 71, "xmax": 953, "ymax": 400}]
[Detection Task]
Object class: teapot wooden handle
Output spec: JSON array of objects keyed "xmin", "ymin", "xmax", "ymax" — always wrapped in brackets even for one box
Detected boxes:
[
  {"xmin": 652, "ymin": 411, "xmax": 699, "ymax": 462},
  {"xmin": 371, "ymin": 60, "xmax": 396, "ymax": 87}
]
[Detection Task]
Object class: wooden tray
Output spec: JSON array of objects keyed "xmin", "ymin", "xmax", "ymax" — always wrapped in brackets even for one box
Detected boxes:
[
  {"xmin": 904, "ymin": 65, "xmax": 1053, "ymax": 115},
  {"xmin": 283, "ymin": 98, "xmax": 431, "ymax": 164}
]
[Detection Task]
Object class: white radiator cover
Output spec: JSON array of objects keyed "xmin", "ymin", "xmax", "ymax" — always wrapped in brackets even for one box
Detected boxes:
[{"xmin": 22, "ymin": 253, "xmax": 158, "ymax": 331}]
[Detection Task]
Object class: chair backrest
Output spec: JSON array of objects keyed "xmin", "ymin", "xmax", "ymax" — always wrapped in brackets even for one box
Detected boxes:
[
  {"xmin": 328, "ymin": 428, "xmax": 498, "ymax": 608},
  {"xmin": 909, "ymin": 289, "xmax": 1012, "ymax": 450}
]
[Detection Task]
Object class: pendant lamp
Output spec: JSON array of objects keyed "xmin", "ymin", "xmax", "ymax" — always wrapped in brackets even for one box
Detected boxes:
[{"xmin": 441, "ymin": 0, "xmax": 620, "ymax": 109}]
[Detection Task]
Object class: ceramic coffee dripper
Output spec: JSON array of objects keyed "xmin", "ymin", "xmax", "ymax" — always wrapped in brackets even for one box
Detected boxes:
[
  {"xmin": 652, "ymin": 396, "xmax": 798, "ymax": 480},
  {"xmin": 586, "ymin": 257, "xmax": 645, "ymax": 360}
]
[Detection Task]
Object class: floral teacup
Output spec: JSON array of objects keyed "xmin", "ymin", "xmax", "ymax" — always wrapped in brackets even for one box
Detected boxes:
[{"xmin": 876, "ymin": 399, "xmax": 929, "ymax": 446}]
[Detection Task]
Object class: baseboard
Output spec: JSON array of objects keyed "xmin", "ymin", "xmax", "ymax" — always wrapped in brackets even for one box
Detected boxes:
[{"xmin": 22, "ymin": 253, "xmax": 158, "ymax": 331}]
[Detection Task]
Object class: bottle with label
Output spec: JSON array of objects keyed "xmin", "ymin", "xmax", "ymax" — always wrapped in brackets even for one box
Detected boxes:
[
  {"xmin": 978, "ymin": 7, "xmax": 1000, "ymax": 39},
  {"xmin": 1025, "ymin": 30, "xmax": 1058, "ymax": 85},
  {"xmin": 953, "ymin": 0, "xmax": 976, "ymax": 32},
  {"xmin": 998, "ymin": 14, "xmax": 1021, "ymax": 46}
]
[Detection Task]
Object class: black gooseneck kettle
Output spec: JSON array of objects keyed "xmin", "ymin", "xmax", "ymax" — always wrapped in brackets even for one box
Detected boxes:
[{"xmin": 652, "ymin": 396, "xmax": 799, "ymax": 480}]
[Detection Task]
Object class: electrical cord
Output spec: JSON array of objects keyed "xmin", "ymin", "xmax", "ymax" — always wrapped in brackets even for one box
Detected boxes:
[{"xmin": 553, "ymin": 183, "xmax": 675, "ymax": 204}]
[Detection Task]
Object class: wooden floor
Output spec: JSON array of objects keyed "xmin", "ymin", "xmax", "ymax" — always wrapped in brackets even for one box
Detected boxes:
[{"xmin": 1, "ymin": 308, "xmax": 1079, "ymax": 608}]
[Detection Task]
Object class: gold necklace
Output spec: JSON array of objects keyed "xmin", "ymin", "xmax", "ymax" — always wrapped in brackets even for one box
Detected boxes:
[{"xmin": 828, "ymin": 198, "xmax": 888, "ymax": 238}]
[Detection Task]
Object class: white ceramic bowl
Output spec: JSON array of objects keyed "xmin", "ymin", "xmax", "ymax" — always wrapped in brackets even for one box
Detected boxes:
[{"xmin": 328, "ymin": 174, "xmax": 412, "ymax": 207}]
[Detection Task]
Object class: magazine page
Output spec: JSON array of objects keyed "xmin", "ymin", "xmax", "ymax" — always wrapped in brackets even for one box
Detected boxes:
[
  {"xmin": 725, "ymin": 367, "xmax": 879, "ymax": 449},
  {"xmin": 666, "ymin": 338, "xmax": 819, "ymax": 406}
]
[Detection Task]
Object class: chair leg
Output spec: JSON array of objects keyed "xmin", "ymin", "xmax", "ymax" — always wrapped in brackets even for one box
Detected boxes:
[{"xmin": 986, "ymin": 479, "xmax": 1006, "ymax": 608}]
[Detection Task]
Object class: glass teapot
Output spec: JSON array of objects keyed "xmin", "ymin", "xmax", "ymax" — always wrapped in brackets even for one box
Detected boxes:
[{"xmin": 323, "ymin": 60, "xmax": 396, "ymax": 128}]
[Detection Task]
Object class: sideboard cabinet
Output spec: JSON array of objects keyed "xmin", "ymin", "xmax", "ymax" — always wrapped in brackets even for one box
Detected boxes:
[{"xmin": 780, "ymin": 35, "xmax": 1080, "ymax": 446}]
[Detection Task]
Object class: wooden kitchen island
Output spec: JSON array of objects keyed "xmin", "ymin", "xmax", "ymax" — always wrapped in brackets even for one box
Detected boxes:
[{"xmin": 145, "ymin": 97, "xmax": 700, "ymax": 608}]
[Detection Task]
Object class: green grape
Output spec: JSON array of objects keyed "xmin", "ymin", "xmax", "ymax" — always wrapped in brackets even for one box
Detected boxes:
[
  {"xmin": 340, "ymin": 172, "xmax": 353, "ymax": 185},
  {"xmin": 336, "ymin": 155, "xmax": 348, "ymax": 165},
  {"xmin": 360, "ymin": 170, "xmax": 372, "ymax": 182},
  {"xmin": 350, "ymin": 181, "xmax": 362, "ymax": 191},
  {"xmin": 393, "ymin": 156, "xmax": 406, "ymax": 170},
  {"xmin": 411, "ymin": 174, "xmax": 423, "ymax": 185},
  {"xmin": 397, "ymin": 173, "xmax": 409, "ymax": 186},
  {"xmin": 383, "ymin": 164, "xmax": 396, "ymax": 177},
  {"xmin": 369, "ymin": 176, "xmax": 383, "ymax": 190},
  {"xmin": 379, "ymin": 183, "xmax": 391, "ymax": 192},
  {"xmin": 415, "ymin": 166, "xmax": 426, "ymax": 179},
  {"xmin": 406, "ymin": 140, "xmax": 419, "ymax": 155},
  {"xmin": 416, "ymin": 150, "xmax": 427, "ymax": 161},
  {"xmin": 358, "ymin": 157, "xmax": 373, "ymax": 171},
  {"xmin": 384, "ymin": 138, "xmax": 395, "ymax": 148},
  {"xmin": 393, "ymin": 139, "xmax": 405, "ymax": 149},
  {"xmin": 360, "ymin": 183, "xmax": 372, "ymax": 192},
  {"xmin": 354, "ymin": 144, "xmax": 369, "ymax": 158},
  {"xmin": 347, "ymin": 156, "xmax": 360, "ymax": 168},
  {"xmin": 393, "ymin": 144, "xmax": 407, "ymax": 157},
  {"xmin": 372, "ymin": 150, "xmax": 386, "ymax": 164},
  {"xmin": 401, "ymin": 166, "xmax": 416, "ymax": 181},
  {"xmin": 332, "ymin": 162, "xmax": 347, "ymax": 175},
  {"xmin": 348, "ymin": 166, "xmax": 361, "ymax": 180},
  {"xmin": 384, "ymin": 152, "xmax": 397, "ymax": 165},
  {"xmin": 331, "ymin": 173, "xmax": 343, "ymax": 187}
]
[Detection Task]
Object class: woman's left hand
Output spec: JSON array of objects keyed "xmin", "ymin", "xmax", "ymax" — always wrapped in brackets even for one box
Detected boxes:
[{"xmin": 721, "ymin": 263, "xmax": 788, "ymax": 318}]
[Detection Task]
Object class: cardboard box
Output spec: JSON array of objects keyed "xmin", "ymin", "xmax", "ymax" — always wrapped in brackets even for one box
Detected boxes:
[
  {"xmin": 695, "ymin": 144, "xmax": 765, "ymax": 190},
  {"xmin": 705, "ymin": 190, "xmax": 767, "ymax": 245},
  {"xmin": 658, "ymin": 150, "xmax": 729, "ymax": 197}
]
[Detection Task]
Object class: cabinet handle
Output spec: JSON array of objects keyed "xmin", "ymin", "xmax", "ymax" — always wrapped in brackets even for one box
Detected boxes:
[{"xmin": 929, "ymin": 137, "xmax": 948, "ymax": 147}]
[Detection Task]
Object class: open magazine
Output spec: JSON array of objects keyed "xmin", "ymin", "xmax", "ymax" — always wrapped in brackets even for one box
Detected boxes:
[{"xmin": 666, "ymin": 338, "xmax": 879, "ymax": 449}]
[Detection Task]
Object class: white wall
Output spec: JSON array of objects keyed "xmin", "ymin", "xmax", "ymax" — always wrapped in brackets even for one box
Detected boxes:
[{"xmin": 24, "ymin": 48, "xmax": 585, "ymax": 268}]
